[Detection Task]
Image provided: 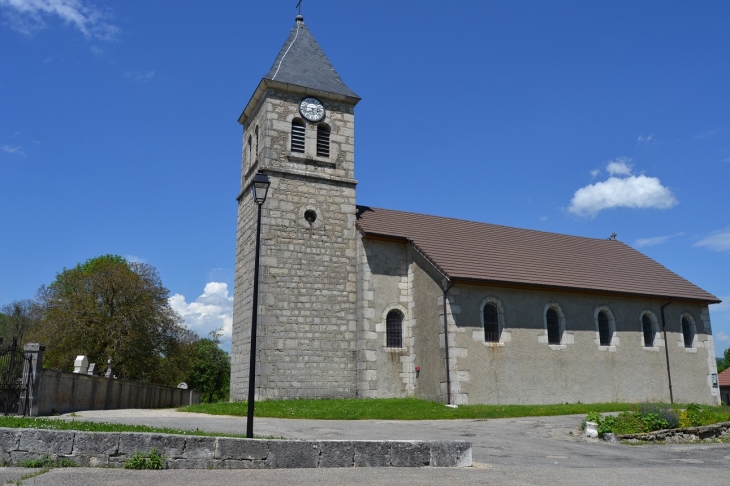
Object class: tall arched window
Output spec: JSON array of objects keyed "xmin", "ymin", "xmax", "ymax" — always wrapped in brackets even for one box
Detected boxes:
[
  {"xmin": 255, "ymin": 125, "xmax": 259, "ymax": 155},
  {"xmin": 681, "ymin": 316, "xmax": 693, "ymax": 348},
  {"xmin": 598, "ymin": 311, "xmax": 612, "ymax": 346},
  {"xmin": 546, "ymin": 308, "xmax": 562, "ymax": 345},
  {"xmin": 642, "ymin": 314, "xmax": 654, "ymax": 347},
  {"xmin": 247, "ymin": 135, "xmax": 252, "ymax": 163},
  {"xmin": 316, "ymin": 123, "xmax": 330, "ymax": 157},
  {"xmin": 291, "ymin": 119, "xmax": 305, "ymax": 153},
  {"xmin": 483, "ymin": 304, "xmax": 500, "ymax": 343},
  {"xmin": 386, "ymin": 310, "xmax": 403, "ymax": 348}
]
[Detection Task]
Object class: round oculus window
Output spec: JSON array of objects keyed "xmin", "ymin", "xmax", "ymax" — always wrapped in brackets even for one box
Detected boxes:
[{"xmin": 304, "ymin": 210, "xmax": 317, "ymax": 224}]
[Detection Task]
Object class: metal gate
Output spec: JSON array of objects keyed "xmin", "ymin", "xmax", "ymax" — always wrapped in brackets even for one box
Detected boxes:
[{"xmin": 0, "ymin": 338, "xmax": 33, "ymax": 416}]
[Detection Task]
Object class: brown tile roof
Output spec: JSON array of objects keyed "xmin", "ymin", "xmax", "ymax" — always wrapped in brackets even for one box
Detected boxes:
[
  {"xmin": 719, "ymin": 368, "xmax": 730, "ymax": 387},
  {"xmin": 356, "ymin": 206, "xmax": 720, "ymax": 304}
]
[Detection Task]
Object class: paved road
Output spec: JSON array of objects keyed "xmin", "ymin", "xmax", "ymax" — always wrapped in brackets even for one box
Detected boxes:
[
  {"xmin": 1, "ymin": 409, "xmax": 727, "ymax": 484},
  {"xmin": 59, "ymin": 408, "xmax": 730, "ymax": 468}
]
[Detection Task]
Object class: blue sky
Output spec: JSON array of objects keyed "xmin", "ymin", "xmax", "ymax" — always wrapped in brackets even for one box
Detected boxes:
[{"xmin": 1, "ymin": 1, "xmax": 728, "ymax": 355}]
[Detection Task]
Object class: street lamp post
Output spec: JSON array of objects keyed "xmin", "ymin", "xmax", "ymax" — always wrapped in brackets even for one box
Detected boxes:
[{"xmin": 246, "ymin": 171, "xmax": 270, "ymax": 439}]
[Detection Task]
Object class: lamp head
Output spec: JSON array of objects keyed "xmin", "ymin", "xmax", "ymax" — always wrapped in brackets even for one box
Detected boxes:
[{"xmin": 251, "ymin": 172, "xmax": 270, "ymax": 205}]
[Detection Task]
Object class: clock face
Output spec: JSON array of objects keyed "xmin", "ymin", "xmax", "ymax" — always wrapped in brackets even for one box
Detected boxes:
[{"xmin": 299, "ymin": 97, "xmax": 325, "ymax": 122}]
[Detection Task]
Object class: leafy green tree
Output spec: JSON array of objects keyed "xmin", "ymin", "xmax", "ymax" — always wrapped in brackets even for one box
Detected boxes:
[
  {"xmin": 31, "ymin": 255, "xmax": 197, "ymax": 384},
  {"xmin": 0, "ymin": 299, "xmax": 42, "ymax": 346},
  {"xmin": 186, "ymin": 329, "xmax": 231, "ymax": 403},
  {"xmin": 717, "ymin": 357, "xmax": 726, "ymax": 374}
]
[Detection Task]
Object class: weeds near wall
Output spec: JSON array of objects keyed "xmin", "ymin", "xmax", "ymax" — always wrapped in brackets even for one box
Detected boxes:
[
  {"xmin": 123, "ymin": 448, "xmax": 166, "ymax": 470},
  {"xmin": 583, "ymin": 403, "xmax": 729, "ymax": 437}
]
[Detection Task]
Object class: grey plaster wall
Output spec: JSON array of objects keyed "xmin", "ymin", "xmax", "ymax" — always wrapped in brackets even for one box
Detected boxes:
[
  {"xmin": 232, "ymin": 87, "xmax": 358, "ymax": 401},
  {"xmin": 357, "ymin": 238, "xmax": 415, "ymax": 398},
  {"xmin": 36, "ymin": 370, "xmax": 199, "ymax": 416},
  {"xmin": 443, "ymin": 283, "xmax": 719, "ymax": 405},
  {"xmin": 411, "ymin": 249, "xmax": 449, "ymax": 403}
]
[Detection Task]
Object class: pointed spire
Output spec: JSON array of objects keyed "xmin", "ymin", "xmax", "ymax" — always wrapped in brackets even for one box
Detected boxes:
[{"xmin": 264, "ymin": 16, "xmax": 359, "ymax": 99}]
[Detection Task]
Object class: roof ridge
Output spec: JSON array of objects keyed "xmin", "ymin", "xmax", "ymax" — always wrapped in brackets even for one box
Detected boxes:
[{"xmin": 356, "ymin": 205, "xmax": 623, "ymax": 244}]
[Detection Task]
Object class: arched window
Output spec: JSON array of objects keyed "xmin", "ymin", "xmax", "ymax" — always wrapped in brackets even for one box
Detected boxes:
[
  {"xmin": 316, "ymin": 123, "xmax": 330, "ymax": 157},
  {"xmin": 682, "ymin": 316, "xmax": 693, "ymax": 348},
  {"xmin": 291, "ymin": 119, "xmax": 305, "ymax": 153},
  {"xmin": 598, "ymin": 311, "xmax": 612, "ymax": 346},
  {"xmin": 247, "ymin": 135, "xmax": 252, "ymax": 163},
  {"xmin": 255, "ymin": 125, "xmax": 259, "ymax": 155},
  {"xmin": 642, "ymin": 314, "xmax": 654, "ymax": 347},
  {"xmin": 386, "ymin": 310, "xmax": 403, "ymax": 348},
  {"xmin": 483, "ymin": 304, "xmax": 500, "ymax": 343},
  {"xmin": 546, "ymin": 308, "xmax": 562, "ymax": 345}
]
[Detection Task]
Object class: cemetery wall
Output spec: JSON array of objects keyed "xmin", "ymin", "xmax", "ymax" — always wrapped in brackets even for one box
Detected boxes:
[{"xmin": 35, "ymin": 370, "xmax": 199, "ymax": 416}]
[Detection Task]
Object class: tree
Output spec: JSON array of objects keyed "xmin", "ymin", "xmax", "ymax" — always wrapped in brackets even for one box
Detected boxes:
[
  {"xmin": 718, "ymin": 348, "xmax": 730, "ymax": 374},
  {"xmin": 30, "ymin": 255, "xmax": 197, "ymax": 384},
  {"xmin": 0, "ymin": 299, "xmax": 43, "ymax": 346},
  {"xmin": 186, "ymin": 329, "xmax": 231, "ymax": 403}
]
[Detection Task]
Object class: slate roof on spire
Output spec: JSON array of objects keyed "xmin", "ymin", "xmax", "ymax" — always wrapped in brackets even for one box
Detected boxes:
[{"xmin": 264, "ymin": 16, "xmax": 359, "ymax": 99}]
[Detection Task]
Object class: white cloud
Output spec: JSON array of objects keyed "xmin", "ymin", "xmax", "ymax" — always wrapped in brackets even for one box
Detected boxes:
[
  {"xmin": 637, "ymin": 134, "xmax": 654, "ymax": 143},
  {"xmin": 590, "ymin": 169, "xmax": 600, "ymax": 178},
  {"xmin": 712, "ymin": 297, "xmax": 730, "ymax": 313},
  {"xmin": 539, "ymin": 216, "xmax": 548, "ymax": 221},
  {"xmin": 694, "ymin": 228, "xmax": 730, "ymax": 253},
  {"xmin": 569, "ymin": 174, "xmax": 678, "ymax": 218},
  {"xmin": 2, "ymin": 145, "xmax": 26, "ymax": 157},
  {"xmin": 124, "ymin": 255, "xmax": 146, "ymax": 264},
  {"xmin": 693, "ymin": 129, "xmax": 721, "ymax": 141},
  {"xmin": 715, "ymin": 331, "xmax": 730, "ymax": 343},
  {"xmin": 634, "ymin": 232, "xmax": 685, "ymax": 248},
  {"xmin": 169, "ymin": 282, "xmax": 234, "ymax": 350},
  {"xmin": 0, "ymin": 0, "xmax": 119, "ymax": 40},
  {"xmin": 605, "ymin": 157, "xmax": 633, "ymax": 176},
  {"xmin": 125, "ymin": 70, "xmax": 155, "ymax": 83}
]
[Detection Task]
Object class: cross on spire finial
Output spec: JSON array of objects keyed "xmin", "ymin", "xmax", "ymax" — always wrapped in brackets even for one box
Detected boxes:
[{"xmin": 296, "ymin": 0, "xmax": 303, "ymax": 15}]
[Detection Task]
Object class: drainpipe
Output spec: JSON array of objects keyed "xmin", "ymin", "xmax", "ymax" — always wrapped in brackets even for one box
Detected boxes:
[
  {"xmin": 660, "ymin": 299, "xmax": 674, "ymax": 404},
  {"xmin": 442, "ymin": 280, "xmax": 455, "ymax": 405}
]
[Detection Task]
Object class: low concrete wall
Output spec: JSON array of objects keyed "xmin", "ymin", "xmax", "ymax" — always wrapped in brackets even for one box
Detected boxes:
[
  {"xmin": 36, "ymin": 370, "xmax": 199, "ymax": 416},
  {"xmin": 0, "ymin": 428, "xmax": 472, "ymax": 468}
]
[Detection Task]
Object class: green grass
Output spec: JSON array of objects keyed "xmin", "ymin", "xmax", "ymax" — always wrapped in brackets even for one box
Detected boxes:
[
  {"xmin": 0, "ymin": 416, "xmax": 254, "ymax": 439},
  {"xmin": 178, "ymin": 397, "xmax": 674, "ymax": 420}
]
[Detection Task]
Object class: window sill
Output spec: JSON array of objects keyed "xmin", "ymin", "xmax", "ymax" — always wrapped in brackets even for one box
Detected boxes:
[
  {"xmin": 642, "ymin": 346, "xmax": 661, "ymax": 352},
  {"xmin": 482, "ymin": 341, "xmax": 505, "ymax": 347},
  {"xmin": 684, "ymin": 347, "xmax": 698, "ymax": 353},
  {"xmin": 288, "ymin": 153, "xmax": 336, "ymax": 169},
  {"xmin": 597, "ymin": 345, "xmax": 617, "ymax": 352},
  {"xmin": 383, "ymin": 347, "xmax": 408, "ymax": 353},
  {"xmin": 548, "ymin": 344, "xmax": 567, "ymax": 350}
]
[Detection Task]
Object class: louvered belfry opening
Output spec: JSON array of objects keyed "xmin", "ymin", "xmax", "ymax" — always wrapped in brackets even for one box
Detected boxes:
[
  {"xmin": 386, "ymin": 310, "xmax": 403, "ymax": 348},
  {"xmin": 316, "ymin": 123, "xmax": 330, "ymax": 157},
  {"xmin": 546, "ymin": 308, "xmax": 562, "ymax": 345},
  {"xmin": 291, "ymin": 119, "xmax": 305, "ymax": 153},
  {"xmin": 642, "ymin": 314, "xmax": 654, "ymax": 347},
  {"xmin": 483, "ymin": 304, "xmax": 500, "ymax": 343},
  {"xmin": 598, "ymin": 311, "xmax": 612, "ymax": 346},
  {"xmin": 682, "ymin": 317, "xmax": 693, "ymax": 348}
]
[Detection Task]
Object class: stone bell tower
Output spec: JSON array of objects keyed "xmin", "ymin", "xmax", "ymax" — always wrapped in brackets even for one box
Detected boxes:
[{"xmin": 231, "ymin": 15, "xmax": 361, "ymax": 400}]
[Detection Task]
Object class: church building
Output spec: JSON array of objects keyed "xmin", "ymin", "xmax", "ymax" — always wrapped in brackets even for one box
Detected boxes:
[{"xmin": 231, "ymin": 15, "xmax": 721, "ymax": 405}]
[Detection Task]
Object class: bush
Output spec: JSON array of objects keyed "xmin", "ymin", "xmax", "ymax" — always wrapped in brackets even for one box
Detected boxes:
[{"xmin": 123, "ymin": 448, "xmax": 166, "ymax": 470}]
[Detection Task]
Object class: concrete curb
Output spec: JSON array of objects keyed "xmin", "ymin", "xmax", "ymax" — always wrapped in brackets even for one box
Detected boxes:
[{"xmin": 0, "ymin": 428, "xmax": 472, "ymax": 468}]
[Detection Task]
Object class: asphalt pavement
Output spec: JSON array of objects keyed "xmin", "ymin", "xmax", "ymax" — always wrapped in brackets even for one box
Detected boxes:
[{"xmin": 1, "ymin": 408, "xmax": 728, "ymax": 484}]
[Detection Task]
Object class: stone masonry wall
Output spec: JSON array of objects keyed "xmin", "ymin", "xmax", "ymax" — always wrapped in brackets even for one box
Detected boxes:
[
  {"xmin": 232, "ymin": 87, "xmax": 358, "ymax": 400},
  {"xmin": 0, "ymin": 429, "xmax": 472, "ymax": 468}
]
